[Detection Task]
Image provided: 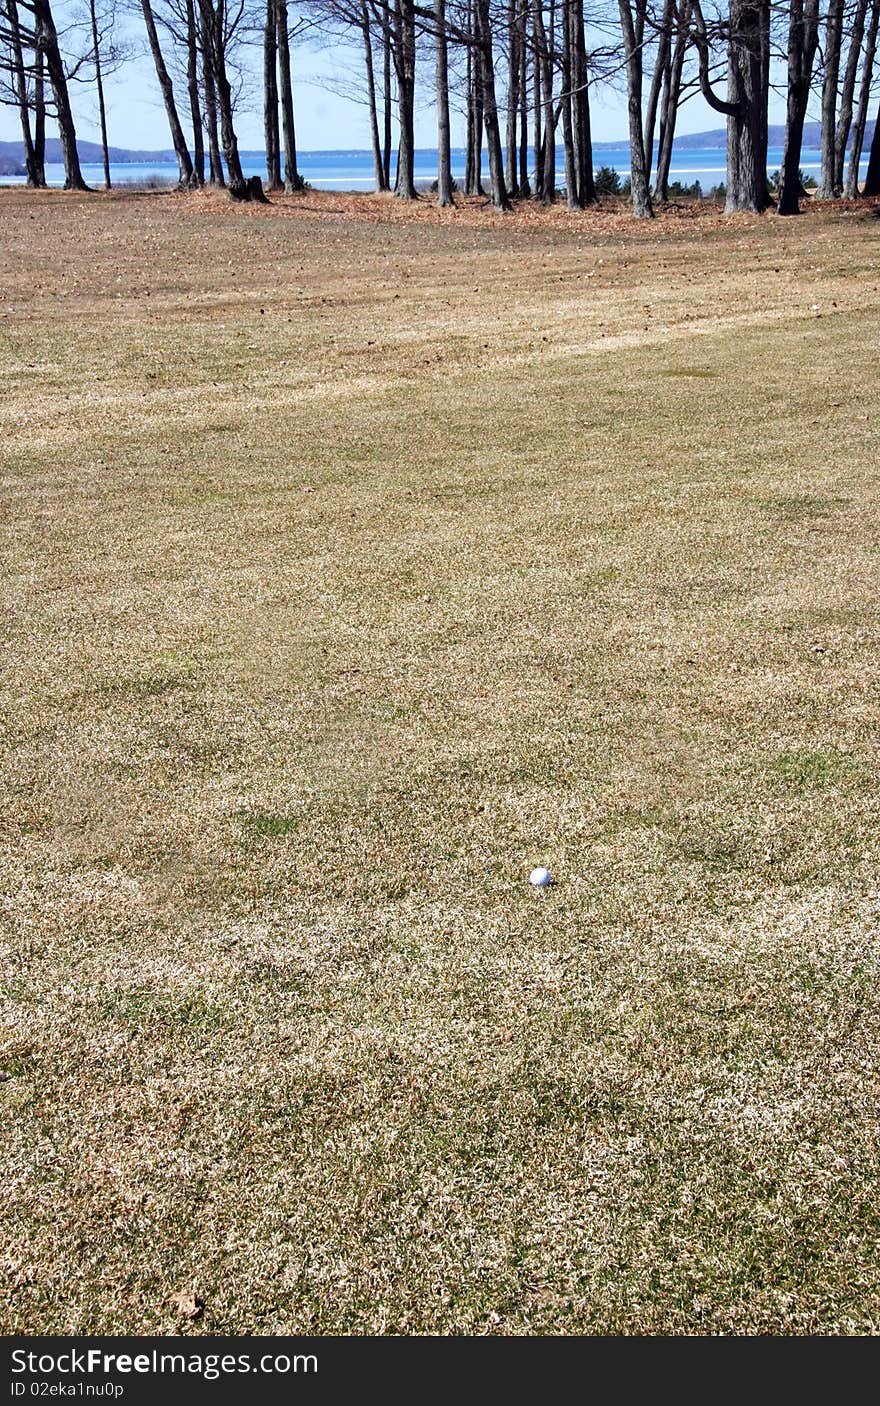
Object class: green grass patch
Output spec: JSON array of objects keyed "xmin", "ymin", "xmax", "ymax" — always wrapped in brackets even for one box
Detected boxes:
[
  {"xmin": 764, "ymin": 747, "xmax": 858, "ymax": 791},
  {"xmin": 236, "ymin": 810, "xmax": 300, "ymax": 840}
]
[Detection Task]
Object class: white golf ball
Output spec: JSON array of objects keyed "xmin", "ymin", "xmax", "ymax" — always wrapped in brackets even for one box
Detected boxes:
[{"xmin": 529, "ymin": 866, "xmax": 551, "ymax": 888}]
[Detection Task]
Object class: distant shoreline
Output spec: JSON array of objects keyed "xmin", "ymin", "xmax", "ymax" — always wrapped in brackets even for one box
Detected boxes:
[
  {"xmin": 1, "ymin": 144, "xmax": 868, "ymax": 195},
  {"xmin": 0, "ymin": 119, "xmax": 873, "ymax": 169}
]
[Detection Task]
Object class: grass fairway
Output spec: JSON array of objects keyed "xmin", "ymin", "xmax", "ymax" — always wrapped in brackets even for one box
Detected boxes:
[{"xmin": 2, "ymin": 186, "xmax": 880, "ymax": 1335}]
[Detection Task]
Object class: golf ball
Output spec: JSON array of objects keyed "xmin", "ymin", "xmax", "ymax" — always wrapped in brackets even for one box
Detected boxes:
[{"xmin": 529, "ymin": 866, "xmax": 551, "ymax": 888}]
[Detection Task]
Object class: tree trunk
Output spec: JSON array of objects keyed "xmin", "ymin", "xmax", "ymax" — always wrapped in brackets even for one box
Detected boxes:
[
  {"xmin": 834, "ymin": 0, "xmax": 869, "ymax": 194},
  {"xmin": 725, "ymin": 0, "xmax": 770, "ymax": 213},
  {"xmin": 561, "ymin": 0, "xmax": 580, "ymax": 206},
  {"xmin": 470, "ymin": 83, "xmax": 484, "ymax": 196},
  {"xmin": 844, "ymin": 0, "xmax": 880, "ymax": 196},
  {"xmin": 89, "ymin": 0, "xmax": 111, "ymax": 188},
  {"xmin": 382, "ymin": 0, "xmax": 392, "ymax": 188},
  {"xmin": 690, "ymin": 0, "xmax": 766, "ymax": 212},
  {"xmin": 547, "ymin": 0, "xmax": 557, "ymax": 196},
  {"xmin": 758, "ymin": 0, "xmax": 770, "ymax": 183},
  {"xmin": 518, "ymin": 1, "xmax": 531, "ymax": 195},
  {"xmin": 864, "ymin": 96, "xmax": 880, "ymax": 194},
  {"xmin": 572, "ymin": 0, "xmax": 595, "ymax": 203},
  {"xmin": 505, "ymin": 0, "xmax": 520, "ymax": 196},
  {"xmin": 644, "ymin": 0, "xmax": 675, "ymax": 179},
  {"xmin": 198, "ymin": 0, "xmax": 250, "ymax": 195},
  {"xmin": 214, "ymin": 59, "xmax": 246, "ymax": 191},
  {"xmin": 142, "ymin": 0, "xmax": 194, "ymax": 187},
  {"xmin": 534, "ymin": 0, "xmax": 554, "ymax": 201},
  {"xmin": 276, "ymin": 0, "xmax": 303, "ymax": 191},
  {"xmin": 816, "ymin": 0, "xmax": 844, "ymax": 197},
  {"xmin": 360, "ymin": 0, "xmax": 387, "ymax": 190},
  {"xmin": 393, "ymin": 0, "xmax": 417, "ymax": 197},
  {"xmin": 435, "ymin": 0, "xmax": 454, "ymax": 204},
  {"xmin": 465, "ymin": 0, "xmax": 484, "ymax": 195},
  {"xmin": 777, "ymin": 0, "xmax": 821, "ymax": 214},
  {"xmin": 186, "ymin": 0, "xmax": 205, "ymax": 185},
  {"xmin": 33, "ymin": 45, "xmax": 46, "ymax": 183},
  {"xmin": 264, "ymin": 0, "xmax": 281, "ymax": 188},
  {"xmin": 33, "ymin": 0, "xmax": 88, "ymax": 190},
  {"xmin": 7, "ymin": 0, "xmax": 42, "ymax": 187},
  {"xmin": 215, "ymin": 66, "xmax": 245, "ymax": 192},
  {"xmin": 200, "ymin": 2, "xmax": 224, "ymax": 184},
  {"xmin": 653, "ymin": 0, "xmax": 690, "ymax": 202},
  {"xmin": 532, "ymin": 0, "xmax": 541, "ymax": 196},
  {"xmin": 465, "ymin": 33, "xmax": 476, "ymax": 193},
  {"xmin": 618, "ymin": 0, "xmax": 653, "ymax": 216},
  {"xmin": 476, "ymin": 0, "xmax": 512, "ymax": 208}
]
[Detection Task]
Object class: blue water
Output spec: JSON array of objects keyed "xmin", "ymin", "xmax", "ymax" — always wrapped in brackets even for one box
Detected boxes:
[{"xmin": 3, "ymin": 145, "xmax": 867, "ymax": 190}]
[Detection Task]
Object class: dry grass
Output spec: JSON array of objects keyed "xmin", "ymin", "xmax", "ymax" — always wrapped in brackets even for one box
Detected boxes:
[{"xmin": 2, "ymin": 185, "xmax": 880, "ymax": 1335}]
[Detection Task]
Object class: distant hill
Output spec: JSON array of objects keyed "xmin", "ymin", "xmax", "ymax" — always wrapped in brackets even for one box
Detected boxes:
[
  {"xmin": 0, "ymin": 137, "xmax": 180, "ymax": 166},
  {"xmin": 594, "ymin": 120, "xmax": 874, "ymax": 151},
  {"xmin": 0, "ymin": 120, "xmax": 874, "ymax": 168},
  {"xmin": 0, "ymin": 137, "xmax": 276, "ymax": 167}
]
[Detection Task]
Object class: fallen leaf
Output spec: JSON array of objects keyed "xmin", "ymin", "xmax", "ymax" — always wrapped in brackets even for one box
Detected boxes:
[{"xmin": 167, "ymin": 1291, "xmax": 203, "ymax": 1320}]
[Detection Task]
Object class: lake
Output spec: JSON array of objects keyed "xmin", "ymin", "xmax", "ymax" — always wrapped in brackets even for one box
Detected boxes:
[{"xmin": 2, "ymin": 145, "xmax": 867, "ymax": 190}]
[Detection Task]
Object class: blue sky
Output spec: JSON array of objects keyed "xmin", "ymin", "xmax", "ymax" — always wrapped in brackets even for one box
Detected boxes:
[{"xmin": 0, "ymin": 24, "xmax": 795, "ymax": 153}]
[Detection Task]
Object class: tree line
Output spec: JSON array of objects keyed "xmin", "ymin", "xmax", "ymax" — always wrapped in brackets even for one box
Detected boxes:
[{"xmin": 2, "ymin": 0, "xmax": 879, "ymax": 214}]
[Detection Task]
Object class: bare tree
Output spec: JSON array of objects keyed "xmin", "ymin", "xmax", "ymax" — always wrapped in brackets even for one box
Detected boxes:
[
  {"xmin": 777, "ymin": 0, "xmax": 820, "ymax": 214},
  {"xmin": 32, "ymin": 0, "xmax": 88, "ymax": 187},
  {"xmin": 264, "ymin": 0, "xmax": 280, "ymax": 186},
  {"xmin": 518, "ymin": 0, "xmax": 529, "ymax": 192},
  {"xmin": 644, "ymin": 0, "xmax": 674, "ymax": 164},
  {"xmin": 560, "ymin": 0, "xmax": 579, "ymax": 204},
  {"xmin": 392, "ymin": 0, "xmax": 416, "ymax": 196},
  {"xmin": 1, "ymin": 0, "xmax": 45, "ymax": 184},
  {"xmin": 198, "ymin": 0, "xmax": 267, "ymax": 197},
  {"xmin": 464, "ymin": 0, "xmax": 484, "ymax": 194},
  {"xmin": 505, "ymin": 0, "xmax": 520, "ymax": 195},
  {"xmin": 185, "ymin": 0, "xmax": 204, "ymax": 182},
  {"xmin": 475, "ymin": 0, "xmax": 510, "ymax": 205},
  {"xmin": 692, "ymin": 0, "xmax": 770, "ymax": 213},
  {"xmin": 653, "ymin": 0, "xmax": 692, "ymax": 202},
  {"xmin": 816, "ymin": 0, "xmax": 845, "ymax": 197},
  {"xmin": 834, "ymin": 0, "xmax": 871, "ymax": 194},
  {"xmin": 83, "ymin": 0, "xmax": 121, "ymax": 187},
  {"xmin": 618, "ymin": 0, "xmax": 653, "ymax": 216},
  {"xmin": 435, "ymin": 0, "xmax": 453, "ymax": 202},
  {"xmin": 533, "ymin": 0, "xmax": 554, "ymax": 201},
  {"xmin": 199, "ymin": 0, "xmax": 224, "ymax": 181},
  {"xmin": 571, "ymin": 0, "xmax": 594, "ymax": 202},
  {"xmin": 864, "ymin": 94, "xmax": 880, "ymax": 192},
  {"xmin": 844, "ymin": 0, "xmax": 879, "ymax": 195},
  {"xmin": 381, "ymin": 0, "xmax": 391, "ymax": 182},
  {"xmin": 141, "ymin": 0, "xmax": 195, "ymax": 184},
  {"xmin": 360, "ymin": 0, "xmax": 387, "ymax": 190},
  {"xmin": 275, "ymin": 0, "xmax": 303, "ymax": 189}
]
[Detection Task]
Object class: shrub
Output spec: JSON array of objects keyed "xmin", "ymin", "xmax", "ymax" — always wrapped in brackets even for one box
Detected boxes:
[
  {"xmin": 769, "ymin": 167, "xmax": 815, "ymax": 192},
  {"xmin": 667, "ymin": 178, "xmax": 703, "ymax": 199},
  {"xmin": 594, "ymin": 165, "xmax": 622, "ymax": 196}
]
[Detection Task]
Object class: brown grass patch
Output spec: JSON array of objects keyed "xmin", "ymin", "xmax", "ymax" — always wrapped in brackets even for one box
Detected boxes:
[{"xmin": 2, "ymin": 187, "xmax": 880, "ymax": 1334}]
